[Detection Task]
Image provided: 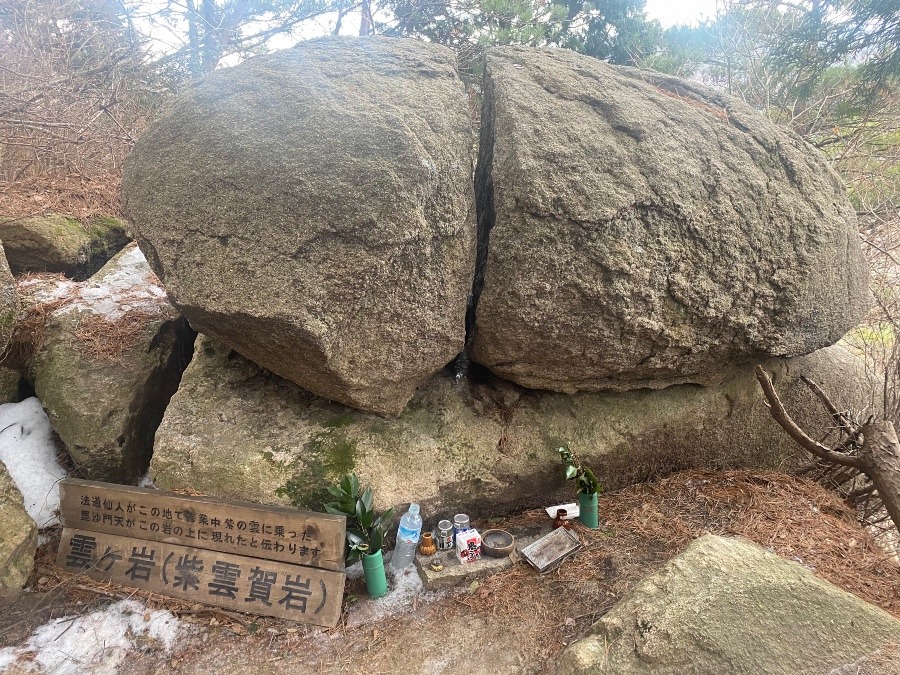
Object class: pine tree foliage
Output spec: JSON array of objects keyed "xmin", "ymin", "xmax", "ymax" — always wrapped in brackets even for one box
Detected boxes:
[{"xmin": 379, "ymin": 0, "xmax": 660, "ymax": 77}]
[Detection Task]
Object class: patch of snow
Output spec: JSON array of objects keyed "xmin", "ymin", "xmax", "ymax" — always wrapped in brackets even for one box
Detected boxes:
[
  {"xmin": 0, "ymin": 397, "xmax": 66, "ymax": 528},
  {"xmin": 137, "ymin": 472, "xmax": 157, "ymax": 489},
  {"xmin": 345, "ymin": 558, "xmax": 455, "ymax": 628},
  {"xmin": 62, "ymin": 246, "xmax": 166, "ymax": 321},
  {"xmin": 0, "ymin": 599, "xmax": 186, "ymax": 675},
  {"xmin": 17, "ymin": 244, "xmax": 170, "ymax": 323},
  {"xmin": 16, "ymin": 278, "xmax": 71, "ymax": 304}
]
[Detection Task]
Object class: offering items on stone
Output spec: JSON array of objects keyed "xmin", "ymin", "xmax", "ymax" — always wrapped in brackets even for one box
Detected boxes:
[{"xmin": 456, "ymin": 529, "xmax": 482, "ymax": 564}]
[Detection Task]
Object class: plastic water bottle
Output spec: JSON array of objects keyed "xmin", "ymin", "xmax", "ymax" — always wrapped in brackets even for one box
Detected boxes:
[{"xmin": 391, "ymin": 503, "xmax": 422, "ymax": 571}]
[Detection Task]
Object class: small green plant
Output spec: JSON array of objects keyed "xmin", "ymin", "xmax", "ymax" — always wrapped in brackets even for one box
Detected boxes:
[
  {"xmin": 322, "ymin": 473, "xmax": 394, "ymax": 565},
  {"xmin": 558, "ymin": 445, "xmax": 601, "ymax": 495}
]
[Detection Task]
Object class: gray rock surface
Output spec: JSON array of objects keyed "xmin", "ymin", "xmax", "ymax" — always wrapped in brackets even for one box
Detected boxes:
[
  {"xmin": 0, "ymin": 214, "xmax": 130, "ymax": 280},
  {"xmin": 0, "ymin": 461, "xmax": 37, "ymax": 590},
  {"xmin": 24, "ymin": 244, "xmax": 194, "ymax": 482},
  {"xmin": 0, "ymin": 366, "xmax": 21, "ymax": 403},
  {"xmin": 151, "ymin": 335, "xmax": 874, "ymax": 516},
  {"xmin": 556, "ymin": 534, "xmax": 900, "ymax": 675},
  {"xmin": 123, "ymin": 37, "xmax": 475, "ymax": 416},
  {"xmin": 0, "ymin": 240, "xmax": 19, "ymax": 355},
  {"xmin": 471, "ymin": 46, "xmax": 869, "ymax": 393}
]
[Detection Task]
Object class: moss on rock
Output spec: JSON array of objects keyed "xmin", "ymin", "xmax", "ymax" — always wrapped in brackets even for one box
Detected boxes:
[
  {"xmin": 557, "ymin": 535, "xmax": 900, "ymax": 674},
  {"xmin": 0, "ymin": 462, "xmax": 37, "ymax": 590},
  {"xmin": 0, "ymin": 213, "xmax": 130, "ymax": 280},
  {"xmin": 30, "ymin": 245, "xmax": 195, "ymax": 482}
]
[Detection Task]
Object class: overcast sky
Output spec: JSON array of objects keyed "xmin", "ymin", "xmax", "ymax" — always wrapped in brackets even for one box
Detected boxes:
[{"xmin": 644, "ymin": 0, "xmax": 719, "ymax": 27}]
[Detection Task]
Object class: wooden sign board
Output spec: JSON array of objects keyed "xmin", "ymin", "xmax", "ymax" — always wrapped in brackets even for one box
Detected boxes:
[
  {"xmin": 59, "ymin": 478, "xmax": 345, "ymax": 571},
  {"xmin": 57, "ymin": 528, "xmax": 345, "ymax": 627}
]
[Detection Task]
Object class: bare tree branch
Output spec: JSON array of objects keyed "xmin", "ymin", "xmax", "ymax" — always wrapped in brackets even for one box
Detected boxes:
[{"xmin": 754, "ymin": 366, "xmax": 865, "ymax": 469}]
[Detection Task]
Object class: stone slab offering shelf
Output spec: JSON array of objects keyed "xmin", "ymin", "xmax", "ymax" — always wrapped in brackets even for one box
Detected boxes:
[
  {"xmin": 415, "ymin": 525, "xmax": 549, "ymax": 591},
  {"xmin": 55, "ymin": 478, "xmax": 346, "ymax": 627}
]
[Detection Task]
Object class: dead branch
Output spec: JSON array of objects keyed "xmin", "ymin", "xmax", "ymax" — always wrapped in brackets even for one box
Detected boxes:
[
  {"xmin": 800, "ymin": 374, "xmax": 854, "ymax": 429},
  {"xmin": 754, "ymin": 366, "xmax": 864, "ymax": 469},
  {"xmin": 755, "ymin": 366, "xmax": 900, "ymax": 536}
]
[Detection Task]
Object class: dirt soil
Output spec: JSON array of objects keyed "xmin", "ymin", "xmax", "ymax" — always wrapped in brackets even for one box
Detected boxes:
[{"xmin": 3, "ymin": 470, "xmax": 900, "ymax": 675}]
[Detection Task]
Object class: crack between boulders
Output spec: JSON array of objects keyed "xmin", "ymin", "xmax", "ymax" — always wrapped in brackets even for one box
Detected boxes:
[{"xmin": 460, "ymin": 66, "xmax": 497, "ymax": 371}]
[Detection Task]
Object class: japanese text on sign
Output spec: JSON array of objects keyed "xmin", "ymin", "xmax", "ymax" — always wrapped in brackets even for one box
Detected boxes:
[
  {"xmin": 58, "ymin": 528, "xmax": 345, "ymax": 627},
  {"xmin": 59, "ymin": 478, "xmax": 345, "ymax": 570}
]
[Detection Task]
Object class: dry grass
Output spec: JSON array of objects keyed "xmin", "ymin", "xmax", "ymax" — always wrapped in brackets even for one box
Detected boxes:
[
  {"xmin": 3, "ymin": 272, "xmax": 165, "ymax": 369},
  {"xmin": 71, "ymin": 309, "xmax": 158, "ymax": 363},
  {"xmin": 1, "ymin": 276, "xmax": 74, "ymax": 369},
  {"xmin": 0, "ymin": 174, "xmax": 123, "ymax": 222}
]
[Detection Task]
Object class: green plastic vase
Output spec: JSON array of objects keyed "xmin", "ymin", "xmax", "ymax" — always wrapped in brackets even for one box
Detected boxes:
[
  {"xmin": 578, "ymin": 491, "xmax": 599, "ymax": 529},
  {"xmin": 362, "ymin": 549, "xmax": 388, "ymax": 598}
]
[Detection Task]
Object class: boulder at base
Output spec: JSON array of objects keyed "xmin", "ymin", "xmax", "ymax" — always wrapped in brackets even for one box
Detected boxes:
[
  {"xmin": 123, "ymin": 37, "xmax": 476, "ymax": 416},
  {"xmin": 556, "ymin": 535, "xmax": 900, "ymax": 675},
  {"xmin": 0, "ymin": 214, "xmax": 130, "ymax": 280},
  {"xmin": 0, "ymin": 461, "xmax": 37, "ymax": 590},
  {"xmin": 150, "ymin": 336, "xmax": 875, "ymax": 515},
  {"xmin": 471, "ymin": 46, "xmax": 869, "ymax": 393},
  {"xmin": 0, "ymin": 366, "xmax": 20, "ymax": 403},
  {"xmin": 0, "ymin": 240, "xmax": 19, "ymax": 355},
  {"xmin": 22, "ymin": 244, "xmax": 194, "ymax": 482}
]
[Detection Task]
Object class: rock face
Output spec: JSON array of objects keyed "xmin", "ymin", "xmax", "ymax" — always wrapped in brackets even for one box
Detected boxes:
[
  {"xmin": 23, "ymin": 244, "xmax": 194, "ymax": 482},
  {"xmin": 151, "ymin": 336, "xmax": 876, "ymax": 515},
  {"xmin": 0, "ymin": 240, "xmax": 19, "ymax": 355},
  {"xmin": 0, "ymin": 214, "xmax": 130, "ymax": 280},
  {"xmin": 0, "ymin": 366, "xmax": 20, "ymax": 403},
  {"xmin": 471, "ymin": 47, "xmax": 869, "ymax": 393},
  {"xmin": 123, "ymin": 37, "xmax": 476, "ymax": 416},
  {"xmin": 556, "ymin": 535, "xmax": 900, "ymax": 675},
  {"xmin": 0, "ymin": 461, "xmax": 37, "ymax": 590}
]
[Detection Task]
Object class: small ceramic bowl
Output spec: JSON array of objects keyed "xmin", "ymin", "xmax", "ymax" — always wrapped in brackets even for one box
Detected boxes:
[{"xmin": 481, "ymin": 529, "xmax": 515, "ymax": 557}]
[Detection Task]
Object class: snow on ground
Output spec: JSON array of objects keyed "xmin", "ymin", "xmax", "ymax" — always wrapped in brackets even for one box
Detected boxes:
[
  {"xmin": 0, "ymin": 600, "xmax": 186, "ymax": 675},
  {"xmin": 16, "ymin": 244, "xmax": 168, "ymax": 321},
  {"xmin": 137, "ymin": 472, "xmax": 157, "ymax": 489},
  {"xmin": 0, "ymin": 397, "xmax": 66, "ymax": 528},
  {"xmin": 72, "ymin": 245, "xmax": 166, "ymax": 320},
  {"xmin": 344, "ymin": 554, "xmax": 456, "ymax": 628}
]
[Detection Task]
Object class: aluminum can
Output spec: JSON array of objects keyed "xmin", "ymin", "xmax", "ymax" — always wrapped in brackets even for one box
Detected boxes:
[
  {"xmin": 453, "ymin": 513, "xmax": 471, "ymax": 543},
  {"xmin": 436, "ymin": 519, "xmax": 454, "ymax": 550}
]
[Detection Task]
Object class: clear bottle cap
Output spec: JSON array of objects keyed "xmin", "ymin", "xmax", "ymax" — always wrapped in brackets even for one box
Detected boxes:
[{"xmin": 409, "ymin": 503, "xmax": 420, "ymax": 514}]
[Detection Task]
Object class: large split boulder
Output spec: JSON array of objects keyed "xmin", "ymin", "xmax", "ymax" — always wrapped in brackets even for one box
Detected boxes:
[
  {"xmin": 18, "ymin": 244, "xmax": 194, "ymax": 482},
  {"xmin": 123, "ymin": 37, "xmax": 476, "ymax": 416},
  {"xmin": 0, "ymin": 214, "xmax": 130, "ymax": 280},
  {"xmin": 557, "ymin": 535, "xmax": 900, "ymax": 675},
  {"xmin": 0, "ymin": 461, "xmax": 37, "ymax": 590},
  {"xmin": 150, "ymin": 336, "xmax": 876, "ymax": 515},
  {"xmin": 471, "ymin": 46, "xmax": 869, "ymax": 393}
]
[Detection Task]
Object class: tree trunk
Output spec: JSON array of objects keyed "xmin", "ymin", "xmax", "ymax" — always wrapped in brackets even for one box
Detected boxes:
[
  {"xmin": 200, "ymin": 0, "xmax": 218, "ymax": 74},
  {"xmin": 359, "ymin": 0, "xmax": 372, "ymax": 36},
  {"xmin": 185, "ymin": 0, "xmax": 202, "ymax": 79},
  {"xmin": 859, "ymin": 420, "xmax": 900, "ymax": 533}
]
